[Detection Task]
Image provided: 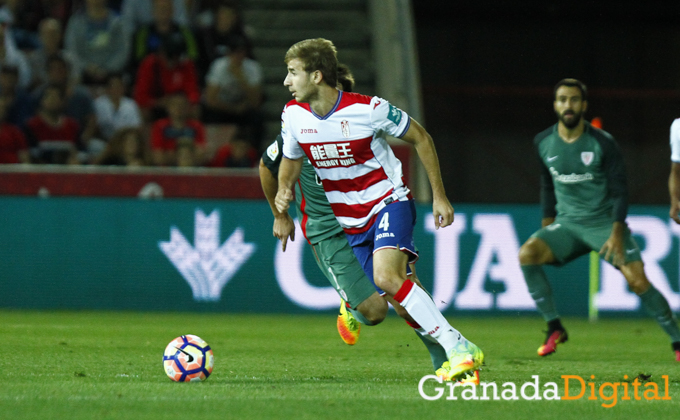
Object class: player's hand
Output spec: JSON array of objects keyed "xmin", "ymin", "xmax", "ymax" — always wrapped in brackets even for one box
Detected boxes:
[
  {"xmin": 273, "ymin": 213, "xmax": 295, "ymax": 252},
  {"xmin": 275, "ymin": 188, "xmax": 293, "ymax": 213},
  {"xmin": 432, "ymin": 196, "xmax": 454, "ymax": 230},
  {"xmin": 599, "ymin": 233, "xmax": 625, "ymax": 267},
  {"xmin": 670, "ymin": 201, "xmax": 680, "ymax": 224}
]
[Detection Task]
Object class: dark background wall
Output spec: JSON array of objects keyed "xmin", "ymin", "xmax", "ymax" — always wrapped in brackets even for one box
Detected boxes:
[{"xmin": 412, "ymin": 1, "xmax": 680, "ymax": 204}]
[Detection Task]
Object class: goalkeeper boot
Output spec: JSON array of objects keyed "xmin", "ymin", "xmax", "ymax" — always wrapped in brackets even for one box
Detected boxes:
[
  {"xmin": 538, "ymin": 328, "xmax": 568, "ymax": 357},
  {"xmin": 435, "ymin": 339, "xmax": 484, "ymax": 382},
  {"xmin": 337, "ymin": 299, "xmax": 360, "ymax": 345}
]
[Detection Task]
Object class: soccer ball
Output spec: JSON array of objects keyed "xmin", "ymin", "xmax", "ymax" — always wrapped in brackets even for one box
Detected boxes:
[{"xmin": 163, "ymin": 335, "xmax": 214, "ymax": 382}]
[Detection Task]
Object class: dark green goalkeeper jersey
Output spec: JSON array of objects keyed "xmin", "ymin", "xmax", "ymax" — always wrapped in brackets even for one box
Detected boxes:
[
  {"xmin": 534, "ymin": 122, "xmax": 628, "ymax": 222},
  {"xmin": 262, "ymin": 134, "xmax": 343, "ymax": 244}
]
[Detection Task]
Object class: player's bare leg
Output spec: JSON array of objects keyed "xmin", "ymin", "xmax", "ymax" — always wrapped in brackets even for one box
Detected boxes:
[
  {"xmin": 373, "ymin": 247, "xmax": 483, "ymax": 381},
  {"xmin": 354, "ymin": 293, "xmax": 388, "ymax": 324},
  {"xmin": 519, "ymin": 237, "xmax": 568, "ymax": 356},
  {"xmin": 619, "ymin": 261, "xmax": 680, "ymax": 360}
]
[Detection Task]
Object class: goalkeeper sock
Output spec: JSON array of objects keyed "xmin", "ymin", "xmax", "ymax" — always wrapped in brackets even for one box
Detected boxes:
[
  {"xmin": 522, "ymin": 264, "xmax": 560, "ymax": 322},
  {"xmin": 639, "ymin": 285, "xmax": 680, "ymax": 343}
]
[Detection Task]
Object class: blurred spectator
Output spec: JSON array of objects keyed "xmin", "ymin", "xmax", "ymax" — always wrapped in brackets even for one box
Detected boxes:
[
  {"xmin": 0, "ymin": 94, "xmax": 29, "ymax": 163},
  {"xmin": 1, "ymin": 0, "xmax": 76, "ymax": 34},
  {"xmin": 31, "ymin": 55, "xmax": 98, "ymax": 153},
  {"xmin": 0, "ymin": 64, "xmax": 31, "ymax": 127},
  {"xmin": 209, "ymin": 137, "xmax": 257, "ymax": 168},
  {"xmin": 25, "ymin": 83, "xmax": 82, "ymax": 164},
  {"xmin": 0, "ymin": 17, "xmax": 30, "ymax": 89},
  {"xmin": 121, "ymin": 0, "xmax": 188, "ymax": 36},
  {"xmin": 198, "ymin": 0, "xmax": 252, "ymax": 71},
  {"xmin": 0, "ymin": 0, "xmax": 40, "ymax": 49},
  {"xmin": 65, "ymin": 0, "xmax": 129, "ymax": 86},
  {"xmin": 130, "ymin": 0, "xmax": 199, "ymax": 74},
  {"xmin": 108, "ymin": 0, "xmax": 123, "ymax": 12},
  {"xmin": 203, "ymin": 34, "xmax": 263, "ymax": 148},
  {"xmin": 133, "ymin": 33, "xmax": 200, "ymax": 122},
  {"xmin": 94, "ymin": 73, "xmax": 142, "ymax": 141},
  {"xmin": 27, "ymin": 18, "xmax": 80, "ymax": 89},
  {"xmin": 94, "ymin": 127, "xmax": 149, "ymax": 166},
  {"xmin": 150, "ymin": 92, "xmax": 205, "ymax": 166}
]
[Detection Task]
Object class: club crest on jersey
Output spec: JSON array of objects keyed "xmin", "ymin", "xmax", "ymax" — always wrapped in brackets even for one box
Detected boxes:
[
  {"xmin": 581, "ymin": 151, "xmax": 594, "ymax": 166},
  {"xmin": 341, "ymin": 120, "xmax": 350, "ymax": 138}
]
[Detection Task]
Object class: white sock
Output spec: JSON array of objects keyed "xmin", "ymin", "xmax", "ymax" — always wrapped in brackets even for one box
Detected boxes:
[
  {"xmin": 395, "ymin": 280, "xmax": 464, "ymax": 355},
  {"xmin": 415, "ymin": 327, "xmax": 438, "ymax": 343}
]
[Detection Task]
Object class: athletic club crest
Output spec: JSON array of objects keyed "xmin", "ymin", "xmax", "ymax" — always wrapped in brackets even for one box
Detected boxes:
[
  {"xmin": 341, "ymin": 120, "xmax": 350, "ymax": 138},
  {"xmin": 581, "ymin": 151, "xmax": 594, "ymax": 166}
]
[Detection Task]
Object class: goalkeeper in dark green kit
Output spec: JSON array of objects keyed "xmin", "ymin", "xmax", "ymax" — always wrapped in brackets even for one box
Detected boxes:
[{"xmin": 519, "ymin": 78, "xmax": 680, "ymax": 361}]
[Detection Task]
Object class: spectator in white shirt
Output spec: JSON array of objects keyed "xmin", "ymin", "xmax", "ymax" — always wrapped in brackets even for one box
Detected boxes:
[
  {"xmin": 94, "ymin": 73, "xmax": 142, "ymax": 141},
  {"xmin": 0, "ymin": 19, "xmax": 30, "ymax": 89},
  {"xmin": 203, "ymin": 34, "xmax": 263, "ymax": 148}
]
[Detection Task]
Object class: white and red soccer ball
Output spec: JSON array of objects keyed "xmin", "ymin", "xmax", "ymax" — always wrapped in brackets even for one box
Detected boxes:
[{"xmin": 163, "ymin": 335, "xmax": 214, "ymax": 382}]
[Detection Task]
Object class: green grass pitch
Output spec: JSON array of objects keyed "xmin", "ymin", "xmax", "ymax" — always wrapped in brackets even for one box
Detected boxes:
[{"xmin": 2, "ymin": 310, "xmax": 679, "ymax": 419}]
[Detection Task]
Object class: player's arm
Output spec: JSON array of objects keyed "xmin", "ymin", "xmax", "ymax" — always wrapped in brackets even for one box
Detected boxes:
[
  {"xmin": 535, "ymin": 136, "xmax": 556, "ymax": 228},
  {"xmin": 669, "ymin": 162, "xmax": 680, "ymax": 224},
  {"xmin": 259, "ymin": 157, "xmax": 296, "ymax": 251},
  {"xmin": 539, "ymin": 160, "xmax": 556, "ymax": 228},
  {"xmin": 400, "ymin": 118, "xmax": 453, "ymax": 229},
  {"xmin": 275, "ymin": 156, "xmax": 303, "ymax": 214},
  {"xmin": 598, "ymin": 138, "xmax": 629, "ymax": 266}
]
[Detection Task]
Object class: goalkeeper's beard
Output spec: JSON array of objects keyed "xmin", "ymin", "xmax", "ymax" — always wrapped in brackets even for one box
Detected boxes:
[{"xmin": 557, "ymin": 110, "xmax": 583, "ymax": 129}]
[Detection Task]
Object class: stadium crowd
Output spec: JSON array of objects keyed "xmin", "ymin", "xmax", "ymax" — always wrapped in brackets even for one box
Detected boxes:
[{"xmin": 0, "ymin": 0, "xmax": 262, "ymax": 168}]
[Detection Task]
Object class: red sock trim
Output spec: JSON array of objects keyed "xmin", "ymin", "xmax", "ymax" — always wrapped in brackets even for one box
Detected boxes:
[
  {"xmin": 393, "ymin": 279, "xmax": 415, "ymax": 303},
  {"xmin": 405, "ymin": 319, "xmax": 421, "ymax": 329}
]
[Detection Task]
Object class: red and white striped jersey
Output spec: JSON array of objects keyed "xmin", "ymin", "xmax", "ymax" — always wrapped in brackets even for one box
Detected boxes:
[{"xmin": 281, "ymin": 91, "xmax": 411, "ymax": 234}]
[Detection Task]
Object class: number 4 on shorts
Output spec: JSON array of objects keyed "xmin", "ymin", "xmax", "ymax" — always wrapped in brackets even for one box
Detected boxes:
[{"xmin": 378, "ymin": 212, "xmax": 389, "ymax": 231}]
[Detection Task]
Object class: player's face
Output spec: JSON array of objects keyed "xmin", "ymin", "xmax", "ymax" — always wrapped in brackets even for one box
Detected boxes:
[
  {"xmin": 284, "ymin": 58, "xmax": 317, "ymax": 103},
  {"xmin": 554, "ymin": 86, "xmax": 587, "ymax": 129}
]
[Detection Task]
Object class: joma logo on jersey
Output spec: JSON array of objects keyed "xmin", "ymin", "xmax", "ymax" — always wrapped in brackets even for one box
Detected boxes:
[
  {"xmin": 309, "ymin": 143, "xmax": 356, "ymax": 168},
  {"xmin": 301, "ymin": 128, "xmax": 318, "ymax": 134}
]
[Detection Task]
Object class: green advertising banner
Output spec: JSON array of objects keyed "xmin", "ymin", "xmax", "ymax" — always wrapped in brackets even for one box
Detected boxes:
[{"xmin": 1, "ymin": 197, "xmax": 679, "ymax": 316}]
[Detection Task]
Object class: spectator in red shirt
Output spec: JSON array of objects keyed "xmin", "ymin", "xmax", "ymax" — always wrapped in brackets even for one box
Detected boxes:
[
  {"xmin": 209, "ymin": 137, "xmax": 258, "ymax": 168},
  {"xmin": 133, "ymin": 33, "xmax": 200, "ymax": 122},
  {"xmin": 150, "ymin": 92, "xmax": 205, "ymax": 166},
  {"xmin": 0, "ymin": 95, "xmax": 29, "ymax": 163},
  {"xmin": 25, "ymin": 83, "xmax": 82, "ymax": 164}
]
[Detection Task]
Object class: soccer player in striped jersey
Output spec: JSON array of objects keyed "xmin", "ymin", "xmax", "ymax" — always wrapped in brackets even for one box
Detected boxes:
[
  {"xmin": 274, "ymin": 38, "xmax": 484, "ymax": 382},
  {"xmin": 259, "ymin": 66, "xmax": 450, "ymax": 374},
  {"xmin": 520, "ymin": 79, "xmax": 680, "ymax": 361},
  {"xmin": 669, "ymin": 118, "xmax": 680, "ymax": 226}
]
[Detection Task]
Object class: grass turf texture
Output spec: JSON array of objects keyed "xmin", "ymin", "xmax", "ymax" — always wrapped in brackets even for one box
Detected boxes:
[{"xmin": 2, "ymin": 311, "xmax": 679, "ymax": 420}]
